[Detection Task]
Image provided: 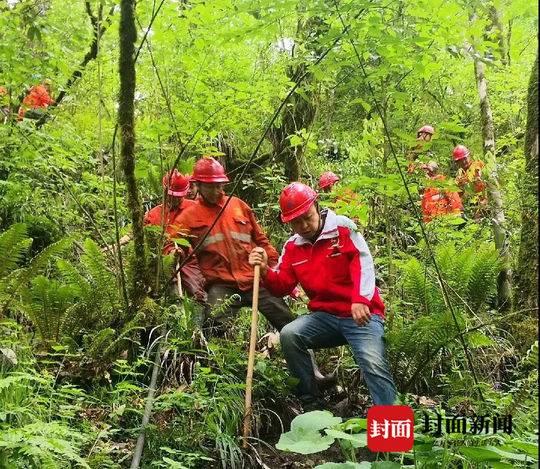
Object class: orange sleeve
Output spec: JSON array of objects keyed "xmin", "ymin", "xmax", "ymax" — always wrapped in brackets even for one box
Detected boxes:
[{"xmin": 241, "ymin": 201, "xmax": 279, "ymax": 267}]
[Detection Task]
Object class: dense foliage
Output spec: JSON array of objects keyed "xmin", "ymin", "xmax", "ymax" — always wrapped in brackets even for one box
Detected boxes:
[{"xmin": 0, "ymin": 0, "xmax": 537, "ymax": 467}]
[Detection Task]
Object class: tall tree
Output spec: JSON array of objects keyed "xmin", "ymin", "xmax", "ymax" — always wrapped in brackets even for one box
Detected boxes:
[
  {"xmin": 515, "ymin": 52, "xmax": 538, "ymax": 312},
  {"xmin": 470, "ymin": 10, "xmax": 512, "ymax": 309},
  {"xmin": 118, "ymin": 0, "xmax": 145, "ymax": 306}
]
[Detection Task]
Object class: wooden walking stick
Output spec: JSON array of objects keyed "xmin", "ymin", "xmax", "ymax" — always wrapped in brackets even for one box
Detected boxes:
[
  {"xmin": 242, "ymin": 264, "xmax": 261, "ymax": 449},
  {"xmin": 175, "ymin": 261, "xmax": 183, "ymax": 298}
]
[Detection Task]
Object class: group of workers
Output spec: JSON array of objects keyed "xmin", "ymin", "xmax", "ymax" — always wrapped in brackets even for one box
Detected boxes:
[
  {"xmin": 142, "ymin": 123, "xmax": 489, "ymax": 411},
  {"xmin": 410, "ymin": 124, "xmax": 488, "ymax": 222},
  {"xmin": 144, "ymin": 156, "xmax": 397, "ymax": 410},
  {"xmin": 316, "ymin": 125, "xmax": 488, "ymax": 224}
]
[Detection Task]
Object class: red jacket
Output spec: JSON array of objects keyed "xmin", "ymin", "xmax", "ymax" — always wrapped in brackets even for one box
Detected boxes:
[
  {"xmin": 264, "ymin": 210, "xmax": 385, "ymax": 318},
  {"xmin": 175, "ymin": 194, "xmax": 279, "ymax": 291}
]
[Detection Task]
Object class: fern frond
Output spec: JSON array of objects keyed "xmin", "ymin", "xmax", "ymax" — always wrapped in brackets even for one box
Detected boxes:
[{"xmin": 0, "ymin": 223, "xmax": 31, "ymax": 279}]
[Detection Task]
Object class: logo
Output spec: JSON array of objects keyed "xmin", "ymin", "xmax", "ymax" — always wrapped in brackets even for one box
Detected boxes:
[{"xmin": 367, "ymin": 405, "xmax": 414, "ymax": 452}]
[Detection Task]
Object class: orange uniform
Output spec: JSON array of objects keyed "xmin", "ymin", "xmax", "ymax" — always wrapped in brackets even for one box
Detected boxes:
[
  {"xmin": 421, "ymin": 175, "xmax": 463, "ymax": 223},
  {"xmin": 456, "ymin": 160, "xmax": 487, "ymax": 194},
  {"xmin": 144, "ymin": 198, "xmax": 206, "ymax": 300},
  {"xmin": 18, "ymin": 84, "xmax": 54, "ymax": 119},
  {"xmin": 144, "ymin": 199, "xmax": 196, "ymax": 253},
  {"xmin": 175, "ymin": 194, "xmax": 279, "ymax": 291}
]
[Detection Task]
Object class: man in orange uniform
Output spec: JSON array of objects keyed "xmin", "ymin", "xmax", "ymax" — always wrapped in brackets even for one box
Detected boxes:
[
  {"xmin": 452, "ymin": 145, "xmax": 488, "ymax": 219},
  {"xmin": 17, "ymin": 82, "xmax": 55, "ymax": 119},
  {"xmin": 407, "ymin": 124, "xmax": 435, "ymax": 174},
  {"xmin": 174, "ymin": 157, "xmax": 294, "ymax": 335},
  {"xmin": 420, "ymin": 161, "xmax": 463, "ymax": 223},
  {"xmin": 145, "ymin": 169, "xmax": 206, "ymax": 301}
]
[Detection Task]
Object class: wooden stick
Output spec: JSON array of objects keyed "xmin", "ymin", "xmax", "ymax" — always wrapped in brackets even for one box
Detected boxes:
[
  {"xmin": 242, "ymin": 264, "xmax": 260, "ymax": 448},
  {"xmin": 175, "ymin": 261, "xmax": 183, "ymax": 298}
]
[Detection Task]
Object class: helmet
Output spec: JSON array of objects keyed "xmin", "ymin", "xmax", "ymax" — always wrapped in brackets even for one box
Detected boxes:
[
  {"xmin": 417, "ymin": 125, "xmax": 434, "ymax": 136},
  {"xmin": 279, "ymin": 182, "xmax": 318, "ymax": 223},
  {"xmin": 452, "ymin": 145, "xmax": 470, "ymax": 161},
  {"xmin": 192, "ymin": 157, "xmax": 230, "ymax": 183},
  {"xmin": 162, "ymin": 169, "xmax": 190, "ymax": 197},
  {"xmin": 318, "ymin": 171, "xmax": 340, "ymax": 190}
]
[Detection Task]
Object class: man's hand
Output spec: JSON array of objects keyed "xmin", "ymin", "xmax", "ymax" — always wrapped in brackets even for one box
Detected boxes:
[
  {"xmin": 351, "ymin": 303, "xmax": 371, "ymax": 327},
  {"xmin": 249, "ymin": 247, "xmax": 268, "ymax": 276}
]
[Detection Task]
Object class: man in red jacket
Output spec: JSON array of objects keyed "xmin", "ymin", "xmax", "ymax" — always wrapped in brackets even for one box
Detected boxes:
[
  {"xmin": 249, "ymin": 182, "xmax": 396, "ymax": 409},
  {"xmin": 174, "ymin": 157, "xmax": 294, "ymax": 335}
]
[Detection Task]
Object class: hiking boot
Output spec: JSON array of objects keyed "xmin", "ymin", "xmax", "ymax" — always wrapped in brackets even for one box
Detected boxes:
[{"xmin": 300, "ymin": 397, "xmax": 328, "ymax": 413}]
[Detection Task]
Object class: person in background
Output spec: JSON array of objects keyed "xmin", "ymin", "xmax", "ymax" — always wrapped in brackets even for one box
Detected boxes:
[
  {"xmin": 249, "ymin": 182, "xmax": 397, "ymax": 411},
  {"xmin": 420, "ymin": 161, "xmax": 463, "ymax": 223},
  {"xmin": 318, "ymin": 171, "xmax": 340, "ymax": 193},
  {"xmin": 452, "ymin": 145, "xmax": 488, "ymax": 219},
  {"xmin": 407, "ymin": 124, "xmax": 435, "ymax": 174},
  {"xmin": 17, "ymin": 80, "xmax": 55, "ymax": 119}
]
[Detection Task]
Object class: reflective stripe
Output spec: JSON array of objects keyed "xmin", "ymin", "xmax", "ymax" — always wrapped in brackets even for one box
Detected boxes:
[
  {"xmin": 230, "ymin": 232, "xmax": 252, "ymax": 243},
  {"xmin": 292, "ymin": 259, "xmax": 308, "ymax": 266},
  {"xmin": 201, "ymin": 233, "xmax": 225, "ymax": 248}
]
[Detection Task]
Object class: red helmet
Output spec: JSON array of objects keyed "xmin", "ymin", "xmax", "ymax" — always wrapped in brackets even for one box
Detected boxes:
[
  {"xmin": 417, "ymin": 125, "xmax": 434, "ymax": 136},
  {"xmin": 452, "ymin": 145, "xmax": 470, "ymax": 161},
  {"xmin": 192, "ymin": 157, "xmax": 230, "ymax": 183},
  {"xmin": 318, "ymin": 171, "xmax": 340, "ymax": 190},
  {"xmin": 162, "ymin": 169, "xmax": 190, "ymax": 197},
  {"xmin": 279, "ymin": 182, "xmax": 318, "ymax": 223}
]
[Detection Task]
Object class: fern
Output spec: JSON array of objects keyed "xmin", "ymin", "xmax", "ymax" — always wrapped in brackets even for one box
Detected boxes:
[
  {"xmin": 21, "ymin": 276, "xmax": 77, "ymax": 345},
  {"xmin": 0, "ymin": 223, "xmax": 31, "ymax": 279}
]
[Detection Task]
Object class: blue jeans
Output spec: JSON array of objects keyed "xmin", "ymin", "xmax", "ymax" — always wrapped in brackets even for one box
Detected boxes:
[{"xmin": 280, "ymin": 312, "xmax": 397, "ymax": 405}]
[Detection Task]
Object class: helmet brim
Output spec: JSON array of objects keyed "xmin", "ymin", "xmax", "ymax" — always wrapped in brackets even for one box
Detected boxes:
[
  {"xmin": 168, "ymin": 188, "xmax": 189, "ymax": 197},
  {"xmin": 192, "ymin": 176, "xmax": 230, "ymax": 183},
  {"xmin": 280, "ymin": 195, "xmax": 318, "ymax": 223}
]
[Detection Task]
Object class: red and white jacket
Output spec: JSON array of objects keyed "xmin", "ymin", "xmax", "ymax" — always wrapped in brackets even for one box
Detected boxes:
[{"xmin": 264, "ymin": 210, "xmax": 385, "ymax": 318}]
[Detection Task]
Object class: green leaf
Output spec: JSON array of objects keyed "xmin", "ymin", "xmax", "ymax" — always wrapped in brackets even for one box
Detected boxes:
[
  {"xmin": 486, "ymin": 446, "xmax": 534, "ymax": 462},
  {"xmin": 459, "ymin": 446, "xmax": 502, "ymax": 462},
  {"xmin": 324, "ymin": 429, "xmax": 367, "ymax": 448},
  {"xmin": 371, "ymin": 463, "xmax": 402, "ymax": 469},
  {"xmin": 315, "ymin": 463, "xmax": 371, "ymax": 469},
  {"xmin": 291, "ymin": 411, "xmax": 342, "ymax": 432},
  {"xmin": 276, "ymin": 428, "xmax": 335, "ymax": 454}
]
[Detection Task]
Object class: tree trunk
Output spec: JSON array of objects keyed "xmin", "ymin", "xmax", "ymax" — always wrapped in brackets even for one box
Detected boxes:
[
  {"xmin": 473, "ymin": 56, "xmax": 512, "ymax": 310},
  {"xmin": 487, "ymin": 4, "xmax": 508, "ymax": 66},
  {"xmin": 268, "ymin": 63, "xmax": 315, "ymax": 182},
  {"xmin": 515, "ymin": 52, "xmax": 538, "ymax": 312},
  {"xmin": 118, "ymin": 0, "xmax": 146, "ymax": 306}
]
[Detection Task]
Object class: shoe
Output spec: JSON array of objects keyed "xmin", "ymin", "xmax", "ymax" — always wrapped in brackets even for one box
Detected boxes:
[
  {"xmin": 315, "ymin": 372, "xmax": 338, "ymax": 391},
  {"xmin": 301, "ymin": 397, "xmax": 328, "ymax": 412}
]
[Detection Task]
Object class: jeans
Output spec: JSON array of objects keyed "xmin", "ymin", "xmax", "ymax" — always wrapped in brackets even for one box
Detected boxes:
[
  {"xmin": 204, "ymin": 283, "xmax": 294, "ymax": 336},
  {"xmin": 280, "ymin": 312, "xmax": 397, "ymax": 406}
]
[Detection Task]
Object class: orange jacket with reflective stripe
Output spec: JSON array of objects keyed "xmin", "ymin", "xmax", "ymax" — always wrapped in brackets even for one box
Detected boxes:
[{"xmin": 174, "ymin": 195, "xmax": 279, "ymax": 291}]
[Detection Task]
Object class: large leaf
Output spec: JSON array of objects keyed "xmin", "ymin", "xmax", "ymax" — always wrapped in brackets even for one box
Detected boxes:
[
  {"xmin": 459, "ymin": 446, "xmax": 502, "ymax": 462},
  {"xmin": 291, "ymin": 411, "xmax": 342, "ymax": 432},
  {"xmin": 324, "ymin": 429, "xmax": 367, "ymax": 448},
  {"xmin": 276, "ymin": 428, "xmax": 335, "ymax": 454}
]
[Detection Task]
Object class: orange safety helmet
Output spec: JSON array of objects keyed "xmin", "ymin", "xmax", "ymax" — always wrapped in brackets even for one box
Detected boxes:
[
  {"xmin": 279, "ymin": 182, "xmax": 318, "ymax": 223},
  {"xmin": 318, "ymin": 171, "xmax": 340, "ymax": 190},
  {"xmin": 191, "ymin": 157, "xmax": 230, "ymax": 183},
  {"xmin": 452, "ymin": 145, "xmax": 470, "ymax": 161},
  {"xmin": 162, "ymin": 169, "xmax": 190, "ymax": 197}
]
